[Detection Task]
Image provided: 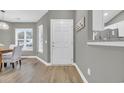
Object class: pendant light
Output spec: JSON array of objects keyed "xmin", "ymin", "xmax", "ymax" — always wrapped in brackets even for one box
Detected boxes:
[{"xmin": 0, "ymin": 10, "xmax": 9, "ymax": 30}]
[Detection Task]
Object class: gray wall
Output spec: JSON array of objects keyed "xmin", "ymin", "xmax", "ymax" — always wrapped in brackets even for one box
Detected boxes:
[
  {"xmin": 36, "ymin": 10, "xmax": 75, "ymax": 62},
  {"xmin": 0, "ymin": 21, "xmax": 37, "ymax": 56},
  {"xmin": 36, "ymin": 12, "xmax": 49, "ymax": 62},
  {"xmin": 0, "ymin": 10, "xmax": 75, "ymax": 60},
  {"xmin": 11, "ymin": 22, "xmax": 37, "ymax": 56},
  {"xmin": 1, "ymin": 10, "xmax": 124, "ymax": 82},
  {"xmin": 0, "ymin": 22, "xmax": 36, "ymax": 56},
  {"xmin": 106, "ymin": 11, "xmax": 124, "ymax": 26},
  {"xmin": 0, "ymin": 21, "xmax": 13, "ymax": 48},
  {"xmin": 75, "ymin": 10, "xmax": 124, "ymax": 83}
]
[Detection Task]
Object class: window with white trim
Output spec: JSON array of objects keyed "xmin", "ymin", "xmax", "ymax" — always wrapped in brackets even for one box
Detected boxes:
[
  {"xmin": 15, "ymin": 28, "xmax": 33, "ymax": 51},
  {"xmin": 38, "ymin": 25, "xmax": 43, "ymax": 53}
]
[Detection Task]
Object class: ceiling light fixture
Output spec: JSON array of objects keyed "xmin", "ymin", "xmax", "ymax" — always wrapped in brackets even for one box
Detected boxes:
[
  {"xmin": 0, "ymin": 10, "xmax": 9, "ymax": 30},
  {"xmin": 104, "ymin": 13, "xmax": 108, "ymax": 16}
]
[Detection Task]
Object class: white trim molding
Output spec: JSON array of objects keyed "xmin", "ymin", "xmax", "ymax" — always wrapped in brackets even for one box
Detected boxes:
[
  {"xmin": 36, "ymin": 56, "xmax": 51, "ymax": 66},
  {"xmin": 21, "ymin": 56, "xmax": 51, "ymax": 66},
  {"xmin": 50, "ymin": 64, "xmax": 74, "ymax": 66},
  {"xmin": 73, "ymin": 63, "xmax": 88, "ymax": 83},
  {"xmin": 21, "ymin": 56, "xmax": 37, "ymax": 58},
  {"xmin": 21, "ymin": 56, "xmax": 88, "ymax": 83}
]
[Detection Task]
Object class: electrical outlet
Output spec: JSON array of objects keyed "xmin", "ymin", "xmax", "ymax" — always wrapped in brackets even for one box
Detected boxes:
[{"xmin": 87, "ymin": 68, "xmax": 91, "ymax": 76}]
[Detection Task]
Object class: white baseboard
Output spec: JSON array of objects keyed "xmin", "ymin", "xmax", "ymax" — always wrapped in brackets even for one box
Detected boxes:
[
  {"xmin": 21, "ymin": 56, "xmax": 51, "ymax": 66},
  {"xmin": 50, "ymin": 63, "xmax": 74, "ymax": 66},
  {"xmin": 73, "ymin": 63, "xmax": 88, "ymax": 83},
  {"xmin": 35, "ymin": 56, "xmax": 51, "ymax": 66},
  {"xmin": 21, "ymin": 56, "xmax": 88, "ymax": 83},
  {"xmin": 36, "ymin": 57, "xmax": 88, "ymax": 83},
  {"xmin": 21, "ymin": 56, "xmax": 37, "ymax": 58}
]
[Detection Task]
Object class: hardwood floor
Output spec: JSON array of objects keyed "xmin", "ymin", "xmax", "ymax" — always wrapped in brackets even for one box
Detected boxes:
[{"xmin": 0, "ymin": 58, "xmax": 83, "ymax": 83}]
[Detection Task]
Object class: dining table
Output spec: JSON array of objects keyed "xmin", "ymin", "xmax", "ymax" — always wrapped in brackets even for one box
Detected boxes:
[{"xmin": 0, "ymin": 48, "xmax": 13, "ymax": 71}]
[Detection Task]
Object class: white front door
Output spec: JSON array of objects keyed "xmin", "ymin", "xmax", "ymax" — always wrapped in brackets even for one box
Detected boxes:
[{"xmin": 51, "ymin": 19, "xmax": 73, "ymax": 65}]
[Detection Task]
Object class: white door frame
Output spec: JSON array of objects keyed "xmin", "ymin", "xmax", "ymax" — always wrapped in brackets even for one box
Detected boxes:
[{"xmin": 50, "ymin": 19, "xmax": 74, "ymax": 65}]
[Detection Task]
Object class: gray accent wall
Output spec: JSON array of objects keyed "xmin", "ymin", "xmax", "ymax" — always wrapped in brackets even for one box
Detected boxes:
[
  {"xmin": 36, "ymin": 10, "xmax": 75, "ymax": 63},
  {"xmin": 1, "ymin": 10, "xmax": 124, "ymax": 82},
  {"xmin": 11, "ymin": 22, "xmax": 37, "ymax": 56},
  {"xmin": 0, "ymin": 21, "xmax": 37, "ymax": 56},
  {"xmin": 0, "ymin": 21, "xmax": 13, "ymax": 48},
  {"xmin": 0, "ymin": 10, "xmax": 75, "ymax": 62},
  {"xmin": 36, "ymin": 12, "xmax": 49, "ymax": 62},
  {"xmin": 75, "ymin": 10, "xmax": 124, "ymax": 83}
]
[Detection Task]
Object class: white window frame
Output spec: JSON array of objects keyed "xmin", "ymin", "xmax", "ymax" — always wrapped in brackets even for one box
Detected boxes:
[
  {"xmin": 15, "ymin": 28, "xmax": 33, "ymax": 51},
  {"xmin": 38, "ymin": 25, "xmax": 43, "ymax": 53}
]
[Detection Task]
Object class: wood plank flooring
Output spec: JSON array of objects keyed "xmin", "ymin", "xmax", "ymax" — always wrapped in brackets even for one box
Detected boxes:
[{"xmin": 0, "ymin": 58, "xmax": 83, "ymax": 83}]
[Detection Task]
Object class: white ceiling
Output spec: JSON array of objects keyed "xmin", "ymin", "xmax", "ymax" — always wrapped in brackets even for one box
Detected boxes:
[
  {"xmin": 103, "ymin": 10, "xmax": 122, "ymax": 23},
  {"xmin": 0, "ymin": 10, "xmax": 48, "ymax": 22}
]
